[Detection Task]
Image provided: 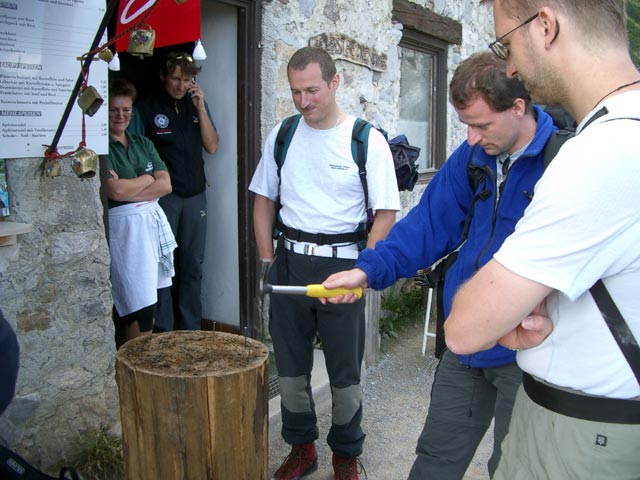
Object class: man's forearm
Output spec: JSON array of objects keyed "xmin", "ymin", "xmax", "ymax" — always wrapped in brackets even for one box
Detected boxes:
[
  {"xmin": 253, "ymin": 195, "xmax": 276, "ymax": 261},
  {"xmin": 366, "ymin": 209, "xmax": 397, "ymax": 248},
  {"xmin": 199, "ymin": 110, "xmax": 219, "ymax": 154},
  {"xmin": 445, "ymin": 259, "xmax": 551, "ymax": 354}
]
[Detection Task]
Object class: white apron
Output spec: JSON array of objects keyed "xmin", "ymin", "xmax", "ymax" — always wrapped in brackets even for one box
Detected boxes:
[{"xmin": 108, "ymin": 200, "xmax": 177, "ymax": 316}]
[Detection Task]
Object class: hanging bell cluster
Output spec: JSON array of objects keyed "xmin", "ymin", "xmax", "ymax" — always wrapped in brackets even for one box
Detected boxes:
[
  {"xmin": 127, "ymin": 23, "xmax": 156, "ymax": 59},
  {"xmin": 44, "ymin": 149, "xmax": 97, "ymax": 179}
]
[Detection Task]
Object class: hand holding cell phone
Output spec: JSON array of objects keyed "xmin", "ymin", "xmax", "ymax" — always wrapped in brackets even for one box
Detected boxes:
[{"xmin": 188, "ymin": 78, "xmax": 204, "ymax": 109}]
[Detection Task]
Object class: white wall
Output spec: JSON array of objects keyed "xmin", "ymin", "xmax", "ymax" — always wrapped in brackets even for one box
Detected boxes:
[{"xmin": 200, "ymin": 2, "xmax": 240, "ymax": 326}]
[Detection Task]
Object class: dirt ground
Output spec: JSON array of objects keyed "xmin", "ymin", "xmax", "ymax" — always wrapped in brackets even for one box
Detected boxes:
[{"xmin": 268, "ymin": 321, "xmax": 492, "ymax": 479}]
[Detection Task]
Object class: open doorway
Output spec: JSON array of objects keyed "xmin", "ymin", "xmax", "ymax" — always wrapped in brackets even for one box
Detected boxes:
[{"xmin": 106, "ymin": 0, "xmax": 262, "ymax": 337}]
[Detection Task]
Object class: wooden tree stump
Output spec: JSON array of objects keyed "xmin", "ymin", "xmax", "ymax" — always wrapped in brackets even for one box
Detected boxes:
[{"xmin": 115, "ymin": 331, "xmax": 269, "ymax": 480}]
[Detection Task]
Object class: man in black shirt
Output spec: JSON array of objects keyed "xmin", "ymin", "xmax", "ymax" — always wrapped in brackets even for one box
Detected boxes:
[{"xmin": 131, "ymin": 51, "xmax": 218, "ymax": 331}]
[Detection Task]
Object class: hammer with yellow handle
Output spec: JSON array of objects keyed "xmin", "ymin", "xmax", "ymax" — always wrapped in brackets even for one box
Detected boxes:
[
  {"xmin": 258, "ymin": 260, "xmax": 363, "ymax": 299},
  {"xmin": 262, "ymin": 283, "xmax": 363, "ymax": 299}
]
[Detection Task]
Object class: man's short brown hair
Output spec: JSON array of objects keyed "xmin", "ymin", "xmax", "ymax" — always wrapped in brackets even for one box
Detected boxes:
[
  {"xmin": 450, "ymin": 51, "xmax": 531, "ymax": 113},
  {"xmin": 287, "ymin": 47, "xmax": 337, "ymax": 85},
  {"xmin": 162, "ymin": 51, "xmax": 202, "ymax": 78}
]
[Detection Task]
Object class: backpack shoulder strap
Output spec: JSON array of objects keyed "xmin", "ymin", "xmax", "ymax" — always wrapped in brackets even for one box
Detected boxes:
[
  {"xmin": 540, "ymin": 115, "xmax": 640, "ymax": 171},
  {"xmin": 462, "ymin": 146, "xmax": 492, "ymax": 242},
  {"xmin": 425, "ymin": 145, "xmax": 484, "ymax": 286},
  {"xmin": 542, "ymin": 128, "xmax": 575, "ymax": 169},
  {"xmin": 272, "ymin": 114, "xmax": 301, "ymax": 241},
  {"xmin": 590, "ymin": 279, "xmax": 640, "ymax": 385},
  {"xmin": 274, "ymin": 114, "xmax": 302, "ymax": 177},
  {"xmin": 351, "ymin": 118, "xmax": 373, "ymax": 209},
  {"xmin": 465, "ymin": 145, "xmax": 483, "ymax": 192}
]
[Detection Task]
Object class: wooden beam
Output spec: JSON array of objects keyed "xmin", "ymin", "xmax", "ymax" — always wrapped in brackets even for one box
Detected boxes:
[{"xmin": 392, "ymin": 0, "xmax": 463, "ymax": 45}]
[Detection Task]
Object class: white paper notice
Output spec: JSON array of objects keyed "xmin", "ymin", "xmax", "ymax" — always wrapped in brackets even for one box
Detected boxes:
[{"xmin": 0, "ymin": 0, "xmax": 108, "ymax": 159}]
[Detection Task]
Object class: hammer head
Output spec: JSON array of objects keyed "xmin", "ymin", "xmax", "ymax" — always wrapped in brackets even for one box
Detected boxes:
[{"xmin": 258, "ymin": 259, "xmax": 273, "ymax": 297}]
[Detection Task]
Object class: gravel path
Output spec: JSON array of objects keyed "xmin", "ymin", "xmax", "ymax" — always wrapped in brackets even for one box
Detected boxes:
[{"xmin": 269, "ymin": 321, "xmax": 493, "ymax": 479}]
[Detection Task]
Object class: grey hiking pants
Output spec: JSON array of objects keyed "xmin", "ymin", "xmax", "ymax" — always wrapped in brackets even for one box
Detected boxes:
[{"xmin": 408, "ymin": 349, "xmax": 522, "ymax": 479}]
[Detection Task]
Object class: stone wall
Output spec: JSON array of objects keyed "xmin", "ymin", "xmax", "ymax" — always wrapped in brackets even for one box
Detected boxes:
[{"xmin": 0, "ymin": 157, "xmax": 118, "ymax": 469}]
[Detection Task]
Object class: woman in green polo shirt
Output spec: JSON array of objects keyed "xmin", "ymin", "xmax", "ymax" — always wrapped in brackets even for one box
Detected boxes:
[{"xmin": 106, "ymin": 79, "xmax": 176, "ymax": 349}]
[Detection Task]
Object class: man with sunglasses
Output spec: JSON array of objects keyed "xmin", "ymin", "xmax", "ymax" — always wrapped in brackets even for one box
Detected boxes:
[
  {"xmin": 323, "ymin": 51, "xmax": 557, "ymax": 479},
  {"xmin": 445, "ymin": 1, "xmax": 640, "ymax": 478},
  {"xmin": 131, "ymin": 51, "xmax": 219, "ymax": 332}
]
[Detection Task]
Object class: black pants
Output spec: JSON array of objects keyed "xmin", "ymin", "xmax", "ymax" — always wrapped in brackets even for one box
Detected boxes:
[
  {"xmin": 155, "ymin": 192, "xmax": 206, "ymax": 331},
  {"xmin": 269, "ymin": 250, "xmax": 366, "ymax": 457}
]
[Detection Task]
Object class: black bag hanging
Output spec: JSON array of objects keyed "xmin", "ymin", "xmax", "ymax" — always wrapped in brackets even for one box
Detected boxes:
[{"xmin": 387, "ymin": 134, "xmax": 420, "ymax": 192}]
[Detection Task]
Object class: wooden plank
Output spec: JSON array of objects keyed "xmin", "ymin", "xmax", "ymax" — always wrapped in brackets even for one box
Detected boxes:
[{"xmin": 0, "ymin": 222, "xmax": 33, "ymax": 247}]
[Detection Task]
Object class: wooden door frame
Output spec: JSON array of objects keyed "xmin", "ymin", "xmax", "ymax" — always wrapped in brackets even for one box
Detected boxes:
[{"xmin": 219, "ymin": 0, "xmax": 263, "ymax": 339}]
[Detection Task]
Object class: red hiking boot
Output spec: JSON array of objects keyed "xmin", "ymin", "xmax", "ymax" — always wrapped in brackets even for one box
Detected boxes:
[
  {"xmin": 274, "ymin": 442, "xmax": 318, "ymax": 480},
  {"xmin": 332, "ymin": 454, "xmax": 367, "ymax": 480}
]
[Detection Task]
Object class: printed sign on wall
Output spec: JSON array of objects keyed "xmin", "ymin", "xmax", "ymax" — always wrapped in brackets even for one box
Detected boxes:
[{"xmin": 0, "ymin": 0, "xmax": 108, "ymax": 159}]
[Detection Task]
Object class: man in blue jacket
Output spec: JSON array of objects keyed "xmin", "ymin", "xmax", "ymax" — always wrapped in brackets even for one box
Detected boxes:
[{"xmin": 322, "ymin": 51, "xmax": 556, "ymax": 479}]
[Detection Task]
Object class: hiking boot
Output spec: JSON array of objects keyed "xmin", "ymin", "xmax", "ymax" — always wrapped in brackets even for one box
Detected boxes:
[
  {"xmin": 274, "ymin": 442, "xmax": 318, "ymax": 480},
  {"xmin": 332, "ymin": 454, "xmax": 367, "ymax": 480}
]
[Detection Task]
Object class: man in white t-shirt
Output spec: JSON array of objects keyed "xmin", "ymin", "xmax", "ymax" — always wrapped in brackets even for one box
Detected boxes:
[
  {"xmin": 249, "ymin": 47, "xmax": 400, "ymax": 480},
  {"xmin": 446, "ymin": 1, "xmax": 640, "ymax": 478}
]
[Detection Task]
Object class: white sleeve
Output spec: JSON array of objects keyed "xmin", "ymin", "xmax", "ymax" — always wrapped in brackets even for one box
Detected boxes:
[
  {"xmin": 495, "ymin": 124, "xmax": 640, "ymax": 301},
  {"xmin": 248, "ymin": 124, "xmax": 282, "ymax": 201}
]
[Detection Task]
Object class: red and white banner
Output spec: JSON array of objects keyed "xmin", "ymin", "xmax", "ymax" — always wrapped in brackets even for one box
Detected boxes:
[{"xmin": 115, "ymin": 0, "xmax": 201, "ymax": 52}]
